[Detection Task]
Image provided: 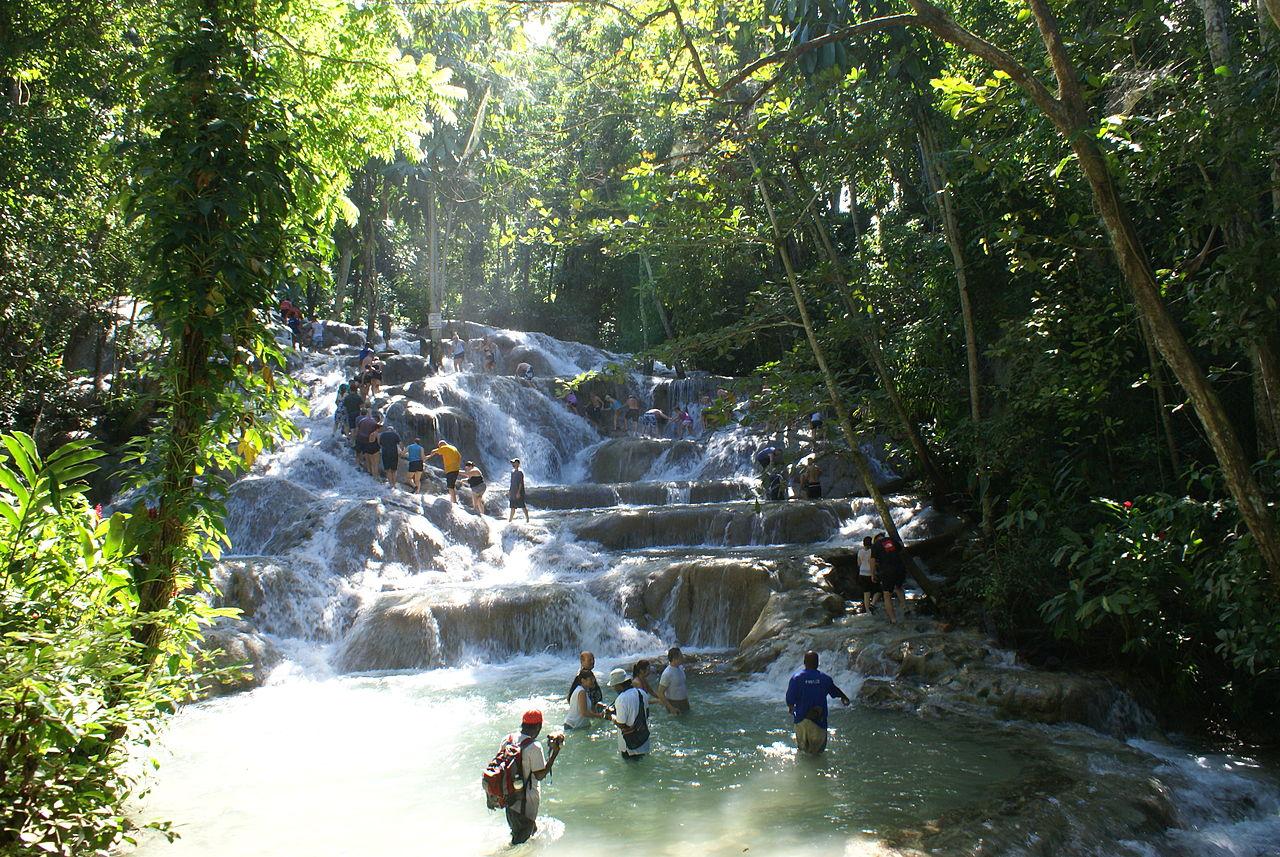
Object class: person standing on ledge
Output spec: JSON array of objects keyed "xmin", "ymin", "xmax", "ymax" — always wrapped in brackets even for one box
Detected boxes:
[
  {"xmin": 785, "ymin": 650, "xmax": 850, "ymax": 754},
  {"xmin": 508, "ymin": 458, "xmax": 529, "ymax": 522},
  {"xmin": 426, "ymin": 439, "xmax": 462, "ymax": 503},
  {"xmin": 872, "ymin": 531, "xmax": 909, "ymax": 625},
  {"xmin": 450, "ymin": 330, "xmax": 467, "ymax": 372}
]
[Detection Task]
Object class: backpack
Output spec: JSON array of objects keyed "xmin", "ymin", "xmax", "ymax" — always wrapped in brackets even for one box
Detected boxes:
[{"xmin": 482, "ymin": 733, "xmax": 533, "ymax": 810}]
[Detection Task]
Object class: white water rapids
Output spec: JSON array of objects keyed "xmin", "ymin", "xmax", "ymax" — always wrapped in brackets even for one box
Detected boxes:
[{"xmin": 126, "ymin": 322, "xmax": 1280, "ymax": 856}]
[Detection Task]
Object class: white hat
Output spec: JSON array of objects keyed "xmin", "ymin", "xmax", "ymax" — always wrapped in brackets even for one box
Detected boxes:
[{"xmin": 607, "ymin": 667, "xmax": 629, "ymax": 687}]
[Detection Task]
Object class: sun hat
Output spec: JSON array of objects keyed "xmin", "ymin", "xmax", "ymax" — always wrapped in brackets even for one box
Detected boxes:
[
  {"xmin": 521, "ymin": 710, "xmax": 543, "ymax": 726},
  {"xmin": 607, "ymin": 667, "xmax": 629, "ymax": 687}
]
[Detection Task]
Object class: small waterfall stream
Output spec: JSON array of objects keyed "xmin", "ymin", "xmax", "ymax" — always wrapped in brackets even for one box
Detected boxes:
[{"xmin": 127, "ymin": 323, "xmax": 1280, "ymax": 857}]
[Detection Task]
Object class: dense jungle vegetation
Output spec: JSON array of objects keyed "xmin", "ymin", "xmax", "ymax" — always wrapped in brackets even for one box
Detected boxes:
[{"xmin": 2, "ymin": 0, "xmax": 1279, "ymax": 851}]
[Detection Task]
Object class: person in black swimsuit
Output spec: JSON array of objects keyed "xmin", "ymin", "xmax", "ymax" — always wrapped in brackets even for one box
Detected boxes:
[{"xmin": 461, "ymin": 460, "xmax": 486, "ymax": 515}]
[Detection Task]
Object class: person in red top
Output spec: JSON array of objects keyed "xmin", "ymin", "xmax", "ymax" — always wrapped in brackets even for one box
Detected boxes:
[{"xmin": 871, "ymin": 532, "xmax": 909, "ymax": 624}]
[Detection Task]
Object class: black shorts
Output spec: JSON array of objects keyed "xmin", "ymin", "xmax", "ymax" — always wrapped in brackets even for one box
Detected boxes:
[
  {"xmin": 627, "ymin": 408, "xmax": 640, "ymax": 420},
  {"xmin": 510, "ymin": 494, "xmax": 526, "ymax": 509},
  {"xmin": 805, "ymin": 483, "xmax": 822, "ymax": 499},
  {"xmin": 408, "ymin": 460, "xmax": 423, "ymax": 473},
  {"xmin": 381, "ymin": 452, "xmax": 398, "ymax": 471},
  {"xmin": 446, "ymin": 471, "xmax": 459, "ymax": 488},
  {"xmin": 468, "ymin": 478, "xmax": 485, "ymax": 490},
  {"xmin": 879, "ymin": 568, "xmax": 906, "ymax": 592},
  {"xmin": 344, "ymin": 409, "xmax": 360, "ymax": 427},
  {"xmin": 358, "ymin": 439, "xmax": 379, "ymax": 455}
]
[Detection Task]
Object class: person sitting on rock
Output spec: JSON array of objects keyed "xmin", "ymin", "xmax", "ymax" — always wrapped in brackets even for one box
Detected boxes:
[
  {"xmin": 515, "ymin": 362, "xmax": 534, "ymax": 384},
  {"xmin": 482, "ymin": 337, "xmax": 497, "ymax": 373},
  {"xmin": 461, "ymin": 460, "xmax": 486, "ymax": 515},
  {"xmin": 785, "ymin": 650, "xmax": 850, "ymax": 754}
]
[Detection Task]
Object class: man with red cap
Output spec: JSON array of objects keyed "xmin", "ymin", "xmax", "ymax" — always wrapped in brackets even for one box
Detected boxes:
[{"xmin": 504, "ymin": 709, "xmax": 562, "ymax": 845}]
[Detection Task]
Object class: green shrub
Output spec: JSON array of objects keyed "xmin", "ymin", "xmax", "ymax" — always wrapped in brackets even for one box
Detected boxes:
[
  {"xmin": 1041, "ymin": 490, "xmax": 1280, "ymax": 717},
  {"xmin": 0, "ymin": 433, "xmax": 215, "ymax": 855}
]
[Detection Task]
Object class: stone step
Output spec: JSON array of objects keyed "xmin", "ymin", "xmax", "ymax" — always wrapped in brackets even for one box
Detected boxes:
[{"xmin": 524, "ymin": 479, "xmax": 754, "ymax": 510}]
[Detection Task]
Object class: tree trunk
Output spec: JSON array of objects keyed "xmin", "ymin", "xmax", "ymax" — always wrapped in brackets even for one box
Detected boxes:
[
  {"xmin": 1264, "ymin": 0, "xmax": 1280, "ymax": 31},
  {"xmin": 333, "ymin": 243, "xmax": 353, "ymax": 319},
  {"xmin": 1136, "ymin": 312, "xmax": 1182, "ymax": 480},
  {"xmin": 426, "ymin": 185, "xmax": 443, "ymax": 365},
  {"xmin": 751, "ymin": 151, "xmax": 939, "ymax": 602},
  {"xmin": 799, "ymin": 192, "xmax": 952, "ymax": 500},
  {"xmin": 915, "ymin": 113, "xmax": 992, "ymax": 535}
]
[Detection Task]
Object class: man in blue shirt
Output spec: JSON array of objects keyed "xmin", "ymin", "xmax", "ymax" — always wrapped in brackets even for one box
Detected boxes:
[{"xmin": 785, "ymin": 650, "xmax": 850, "ymax": 754}]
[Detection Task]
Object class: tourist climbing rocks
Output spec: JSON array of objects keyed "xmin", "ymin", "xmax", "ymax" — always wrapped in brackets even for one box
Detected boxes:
[
  {"xmin": 427, "ymin": 439, "xmax": 462, "ymax": 503},
  {"xmin": 341, "ymin": 384, "xmax": 364, "ymax": 439},
  {"xmin": 380, "ymin": 311, "xmax": 392, "ymax": 348},
  {"xmin": 279, "ymin": 299, "xmax": 303, "ymax": 348},
  {"xmin": 607, "ymin": 667, "xmax": 651, "ymax": 760},
  {"xmin": 563, "ymin": 389, "xmax": 578, "ymax": 414},
  {"xmin": 462, "ymin": 460, "xmax": 486, "ymax": 514},
  {"xmin": 508, "ymin": 458, "xmax": 528, "ymax": 522},
  {"xmin": 310, "ymin": 317, "xmax": 325, "ymax": 351},
  {"xmin": 405, "ymin": 437, "xmax": 425, "ymax": 493},
  {"xmin": 564, "ymin": 669, "xmax": 606, "ymax": 730},
  {"xmin": 353, "ymin": 410, "xmax": 381, "ymax": 477},
  {"xmin": 362, "ymin": 355, "xmax": 383, "ymax": 399},
  {"xmin": 495, "ymin": 710, "xmax": 562, "ymax": 846},
  {"xmin": 785, "ymin": 651, "xmax": 850, "ymax": 754},
  {"xmin": 376, "ymin": 422, "xmax": 402, "ymax": 490},
  {"xmin": 450, "ymin": 331, "xmax": 466, "ymax": 371},
  {"xmin": 857, "ymin": 535, "xmax": 879, "ymax": 614},
  {"xmin": 333, "ymin": 383, "xmax": 351, "ymax": 437},
  {"xmin": 802, "ymin": 457, "xmax": 822, "ymax": 499},
  {"xmin": 482, "ymin": 337, "xmax": 497, "ymax": 373},
  {"xmin": 675, "ymin": 406, "xmax": 694, "ymax": 439},
  {"xmin": 640, "ymin": 408, "xmax": 671, "ymax": 438},
  {"xmin": 625, "ymin": 394, "xmax": 642, "ymax": 434},
  {"xmin": 658, "ymin": 647, "xmax": 690, "ymax": 715},
  {"xmin": 872, "ymin": 532, "xmax": 909, "ymax": 624},
  {"xmin": 605, "ymin": 394, "xmax": 623, "ymax": 432},
  {"xmin": 587, "ymin": 393, "xmax": 605, "ymax": 427}
]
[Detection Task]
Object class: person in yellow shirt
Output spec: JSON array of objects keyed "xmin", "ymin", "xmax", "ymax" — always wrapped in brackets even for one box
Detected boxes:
[{"xmin": 426, "ymin": 440, "xmax": 462, "ymax": 503}]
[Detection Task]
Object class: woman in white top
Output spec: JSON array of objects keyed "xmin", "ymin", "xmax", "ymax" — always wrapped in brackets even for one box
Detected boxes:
[{"xmin": 564, "ymin": 669, "xmax": 605, "ymax": 729}]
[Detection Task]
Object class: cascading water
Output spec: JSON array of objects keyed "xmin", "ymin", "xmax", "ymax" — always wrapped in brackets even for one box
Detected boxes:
[{"xmin": 127, "ymin": 322, "xmax": 1280, "ymax": 857}]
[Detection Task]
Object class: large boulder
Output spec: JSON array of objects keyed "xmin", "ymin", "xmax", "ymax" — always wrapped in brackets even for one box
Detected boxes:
[
  {"xmin": 323, "ymin": 321, "xmax": 367, "ymax": 348},
  {"xmin": 381, "ymin": 354, "xmax": 435, "ymax": 386},
  {"xmin": 640, "ymin": 558, "xmax": 774, "ymax": 647},
  {"xmin": 336, "ymin": 584, "xmax": 614, "ymax": 672},
  {"xmin": 225, "ymin": 477, "xmax": 324, "ymax": 555},
  {"xmin": 567, "ymin": 499, "xmax": 852, "ymax": 550},
  {"xmin": 504, "ymin": 344, "xmax": 556, "ymax": 378},
  {"xmin": 198, "ymin": 621, "xmax": 283, "ymax": 696},
  {"xmin": 586, "ymin": 437, "xmax": 701, "ymax": 482}
]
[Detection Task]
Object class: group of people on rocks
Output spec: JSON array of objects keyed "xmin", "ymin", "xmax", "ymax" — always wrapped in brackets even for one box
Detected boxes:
[
  {"xmin": 494, "ymin": 647, "xmax": 847, "ymax": 846},
  {"xmin": 755, "ymin": 444, "xmax": 827, "ymax": 502},
  {"xmin": 329, "ymin": 337, "xmax": 529, "ymax": 520}
]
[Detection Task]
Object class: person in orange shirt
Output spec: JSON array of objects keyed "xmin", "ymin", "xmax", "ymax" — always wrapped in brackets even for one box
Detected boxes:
[{"xmin": 426, "ymin": 439, "xmax": 462, "ymax": 503}]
